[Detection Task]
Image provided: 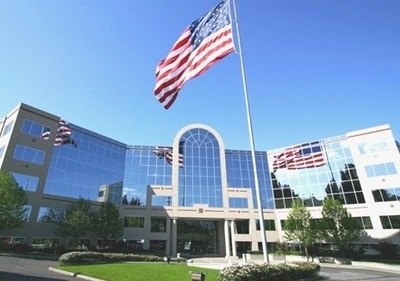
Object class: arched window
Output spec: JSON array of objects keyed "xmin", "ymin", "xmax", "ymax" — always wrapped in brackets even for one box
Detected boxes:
[{"xmin": 178, "ymin": 128, "xmax": 222, "ymax": 207}]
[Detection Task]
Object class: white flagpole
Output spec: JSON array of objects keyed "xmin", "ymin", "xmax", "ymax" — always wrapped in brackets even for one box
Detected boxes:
[{"xmin": 230, "ymin": 0, "xmax": 269, "ymax": 263}]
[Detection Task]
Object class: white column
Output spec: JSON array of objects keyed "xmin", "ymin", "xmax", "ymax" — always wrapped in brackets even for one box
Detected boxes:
[
  {"xmin": 230, "ymin": 220, "xmax": 237, "ymax": 257},
  {"xmin": 224, "ymin": 220, "xmax": 231, "ymax": 258},
  {"xmin": 166, "ymin": 218, "xmax": 171, "ymax": 255},
  {"xmin": 171, "ymin": 218, "xmax": 178, "ymax": 257}
]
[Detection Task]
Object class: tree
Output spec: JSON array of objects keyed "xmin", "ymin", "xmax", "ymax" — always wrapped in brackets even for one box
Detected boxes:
[
  {"xmin": 0, "ymin": 170, "xmax": 28, "ymax": 231},
  {"xmin": 284, "ymin": 199, "xmax": 318, "ymax": 261},
  {"xmin": 41, "ymin": 198, "xmax": 94, "ymax": 249},
  {"xmin": 320, "ymin": 198, "xmax": 363, "ymax": 258},
  {"xmin": 93, "ymin": 202, "xmax": 123, "ymax": 248}
]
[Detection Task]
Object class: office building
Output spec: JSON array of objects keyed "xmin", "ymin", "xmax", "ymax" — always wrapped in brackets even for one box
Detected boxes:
[{"xmin": 1, "ymin": 103, "xmax": 399, "ymax": 256}]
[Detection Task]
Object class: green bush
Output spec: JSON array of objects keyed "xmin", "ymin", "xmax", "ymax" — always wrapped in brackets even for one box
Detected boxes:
[
  {"xmin": 58, "ymin": 251, "xmax": 178, "ymax": 266},
  {"xmin": 378, "ymin": 240, "xmax": 399, "ymax": 259},
  {"xmin": 218, "ymin": 262, "xmax": 320, "ymax": 281}
]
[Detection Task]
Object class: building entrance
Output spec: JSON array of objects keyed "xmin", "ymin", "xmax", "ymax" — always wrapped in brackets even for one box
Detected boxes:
[{"xmin": 177, "ymin": 220, "xmax": 219, "ymax": 256}]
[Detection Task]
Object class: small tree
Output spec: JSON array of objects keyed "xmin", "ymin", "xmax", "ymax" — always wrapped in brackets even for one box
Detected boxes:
[
  {"xmin": 93, "ymin": 202, "xmax": 124, "ymax": 248},
  {"xmin": 284, "ymin": 199, "xmax": 318, "ymax": 261},
  {"xmin": 320, "ymin": 198, "xmax": 362, "ymax": 258},
  {"xmin": 0, "ymin": 170, "xmax": 28, "ymax": 231}
]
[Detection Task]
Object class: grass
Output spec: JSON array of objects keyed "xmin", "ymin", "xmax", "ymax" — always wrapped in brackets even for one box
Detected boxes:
[{"xmin": 59, "ymin": 262, "xmax": 220, "ymax": 281}]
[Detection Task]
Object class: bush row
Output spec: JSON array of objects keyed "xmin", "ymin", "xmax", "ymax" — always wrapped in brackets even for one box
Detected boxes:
[
  {"xmin": 219, "ymin": 262, "xmax": 320, "ymax": 281},
  {"xmin": 59, "ymin": 251, "xmax": 185, "ymax": 266}
]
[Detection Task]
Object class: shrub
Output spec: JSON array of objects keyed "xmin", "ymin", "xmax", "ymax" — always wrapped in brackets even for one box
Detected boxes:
[
  {"xmin": 59, "ymin": 251, "xmax": 186, "ymax": 266},
  {"xmin": 219, "ymin": 262, "xmax": 320, "ymax": 281},
  {"xmin": 378, "ymin": 240, "xmax": 399, "ymax": 259}
]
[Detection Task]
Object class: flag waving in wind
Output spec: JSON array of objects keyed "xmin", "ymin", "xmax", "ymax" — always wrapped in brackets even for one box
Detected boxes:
[
  {"xmin": 154, "ymin": 0, "xmax": 234, "ymax": 109},
  {"xmin": 55, "ymin": 120, "xmax": 77, "ymax": 147},
  {"xmin": 42, "ymin": 119, "xmax": 77, "ymax": 148},
  {"xmin": 153, "ymin": 146, "xmax": 183, "ymax": 167}
]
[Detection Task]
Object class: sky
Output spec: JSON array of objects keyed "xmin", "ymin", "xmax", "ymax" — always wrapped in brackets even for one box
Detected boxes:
[{"xmin": 1, "ymin": 0, "xmax": 399, "ymax": 151}]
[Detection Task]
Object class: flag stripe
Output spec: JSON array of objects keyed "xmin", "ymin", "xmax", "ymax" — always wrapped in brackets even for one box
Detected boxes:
[
  {"xmin": 42, "ymin": 119, "xmax": 77, "ymax": 148},
  {"xmin": 153, "ymin": 146, "xmax": 184, "ymax": 167},
  {"xmin": 272, "ymin": 142, "xmax": 325, "ymax": 170},
  {"xmin": 154, "ymin": 0, "xmax": 234, "ymax": 109}
]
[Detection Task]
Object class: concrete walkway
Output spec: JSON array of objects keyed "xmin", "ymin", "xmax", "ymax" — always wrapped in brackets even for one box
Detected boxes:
[{"xmin": 187, "ymin": 256, "xmax": 400, "ymax": 274}]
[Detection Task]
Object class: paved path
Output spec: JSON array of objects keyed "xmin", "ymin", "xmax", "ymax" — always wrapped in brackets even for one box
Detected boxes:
[
  {"xmin": 0, "ymin": 254, "xmax": 77, "ymax": 281},
  {"xmin": 1, "ymin": 253, "xmax": 400, "ymax": 281},
  {"xmin": 188, "ymin": 257, "xmax": 400, "ymax": 281},
  {"xmin": 320, "ymin": 266, "xmax": 400, "ymax": 281}
]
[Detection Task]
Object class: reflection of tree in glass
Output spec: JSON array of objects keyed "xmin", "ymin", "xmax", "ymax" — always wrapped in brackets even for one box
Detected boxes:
[
  {"xmin": 325, "ymin": 176, "xmax": 343, "ymax": 201},
  {"xmin": 130, "ymin": 196, "xmax": 142, "ymax": 206},
  {"xmin": 324, "ymin": 163, "xmax": 365, "ymax": 205},
  {"xmin": 271, "ymin": 173, "xmax": 299, "ymax": 200},
  {"xmin": 122, "ymin": 195, "xmax": 128, "ymax": 205}
]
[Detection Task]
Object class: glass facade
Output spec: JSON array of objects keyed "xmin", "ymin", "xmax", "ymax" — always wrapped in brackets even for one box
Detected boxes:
[
  {"xmin": 2, "ymin": 103, "xmax": 400, "ymax": 256},
  {"xmin": 226, "ymin": 150, "xmax": 274, "ymax": 209},
  {"xmin": 11, "ymin": 172, "xmax": 39, "ymax": 192},
  {"xmin": 270, "ymin": 138, "xmax": 366, "ymax": 209},
  {"xmin": 43, "ymin": 123, "xmax": 126, "ymax": 200},
  {"xmin": 123, "ymin": 145, "xmax": 172, "ymax": 206},
  {"xmin": 178, "ymin": 128, "xmax": 222, "ymax": 207}
]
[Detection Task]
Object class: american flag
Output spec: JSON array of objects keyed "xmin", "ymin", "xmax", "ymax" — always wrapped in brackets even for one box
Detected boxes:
[
  {"xmin": 272, "ymin": 141, "xmax": 325, "ymax": 171},
  {"xmin": 41, "ymin": 127, "xmax": 51, "ymax": 140},
  {"xmin": 153, "ymin": 146, "xmax": 183, "ymax": 167},
  {"xmin": 154, "ymin": 0, "xmax": 234, "ymax": 109},
  {"xmin": 55, "ymin": 120, "xmax": 76, "ymax": 147},
  {"xmin": 42, "ymin": 120, "xmax": 77, "ymax": 148}
]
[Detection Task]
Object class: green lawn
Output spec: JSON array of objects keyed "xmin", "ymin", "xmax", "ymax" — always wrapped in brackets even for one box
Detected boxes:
[{"xmin": 59, "ymin": 262, "xmax": 220, "ymax": 281}]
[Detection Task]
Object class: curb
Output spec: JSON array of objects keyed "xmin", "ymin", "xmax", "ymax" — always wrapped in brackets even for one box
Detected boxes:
[{"xmin": 49, "ymin": 267, "xmax": 105, "ymax": 281}]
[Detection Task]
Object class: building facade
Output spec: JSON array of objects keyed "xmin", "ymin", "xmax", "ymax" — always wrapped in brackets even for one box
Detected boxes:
[{"xmin": 1, "ymin": 103, "xmax": 399, "ymax": 256}]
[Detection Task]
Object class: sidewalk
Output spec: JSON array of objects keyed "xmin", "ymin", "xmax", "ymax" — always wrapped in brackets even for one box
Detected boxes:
[{"xmin": 187, "ymin": 256, "xmax": 400, "ymax": 275}]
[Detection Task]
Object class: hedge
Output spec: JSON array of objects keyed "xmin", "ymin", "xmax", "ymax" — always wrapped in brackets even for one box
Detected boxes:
[
  {"xmin": 218, "ymin": 262, "xmax": 320, "ymax": 281},
  {"xmin": 59, "ymin": 251, "xmax": 184, "ymax": 266}
]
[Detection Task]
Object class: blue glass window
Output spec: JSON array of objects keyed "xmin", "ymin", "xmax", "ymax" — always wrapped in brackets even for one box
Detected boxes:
[
  {"xmin": 365, "ymin": 163, "xmax": 397, "ymax": 177},
  {"xmin": 226, "ymin": 150, "xmax": 274, "ymax": 209},
  {"xmin": 13, "ymin": 145, "xmax": 45, "ymax": 164},
  {"xmin": 43, "ymin": 126, "xmax": 126, "ymax": 201},
  {"xmin": 229, "ymin": 198, "xmax": 248, "ymax": 208},
  {"xmin": 270, "ymin": 140, "xmax": 364, "ymax": 209},
  {"xmin": 11, "ymin": 172, "xmax": 39, "ymax": 192},
  {"xmin": 178, "ymin": 128, "xmax": 222, "ymax": 207},
  {"xmin": 21, "ymin": 119, "xmax": 47, "ymax": 138}
]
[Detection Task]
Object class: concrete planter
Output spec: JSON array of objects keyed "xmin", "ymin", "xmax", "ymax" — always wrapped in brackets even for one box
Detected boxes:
[{"xmin": 270, "ymin": 254, "xmax": 286, "ymax": 261}]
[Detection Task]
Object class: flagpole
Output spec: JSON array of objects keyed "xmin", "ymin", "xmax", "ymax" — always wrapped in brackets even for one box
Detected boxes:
[{"xmin": 231, "ymin": 0, "xmax": 269, "ymax": 263}]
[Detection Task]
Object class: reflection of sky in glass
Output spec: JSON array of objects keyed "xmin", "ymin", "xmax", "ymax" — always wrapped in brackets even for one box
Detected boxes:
[
  {"xmin": 12, "ymin": 172, "xmax": 39, "ymax": 192},
  {"xmin": 226, "ymin": 150, "xmax": 274, "ymax": 209},
  {"xmin": 124, "ymin": 145, "xmax": 172, "ymax": 206},
  {"xmin": 269, "ymin": 139, "xmax": 365, "ymax": 208},
  {"xmin": 44, "ymin": 123, "xmax": 126, "ymax": 201},
  {"xmin": 21, "ymin": 119, "xmax": 47, "ymax": 138},
  {"xmin": 179, "ymin": 128, "xmax": 222, "ymax": 207}
]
